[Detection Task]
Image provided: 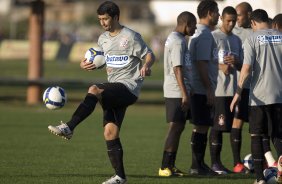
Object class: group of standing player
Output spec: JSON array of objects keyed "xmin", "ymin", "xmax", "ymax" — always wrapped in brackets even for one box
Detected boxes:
[
  {"xmin": 46, "ymin": 0, "xmax": 282, "ymax": 184},
  {"xmin": 159, "ymin": 1, "xmax": 282, "ymax": 184}
]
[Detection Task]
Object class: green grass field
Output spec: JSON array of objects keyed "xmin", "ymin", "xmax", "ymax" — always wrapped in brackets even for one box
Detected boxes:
[
  {"xmin": 0, "ymin": 60, "xmax": 257, "ymax": 183},
  {"xmin": 0, "ymin": 101, "xmax": 256, "ymax": 184}
]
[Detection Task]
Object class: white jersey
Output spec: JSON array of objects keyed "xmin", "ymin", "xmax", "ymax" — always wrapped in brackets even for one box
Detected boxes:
[
  {"xmin": 243, "ymin": 29, "xmax": 282, "ymax": 106},
  {"xmin": 163, "ymin": 32, "xmax": 191, "ymax": 98},
  {"xmin": 233, "ymin": 26, "xmax": 253, "ymax": 89},
  {"xmin": 98, "ymin": 26, "xmax": 152, "ymax": 97},
  {"xmin": 212, "ymin": 29, "xmax": 243, "ymax": 97}
]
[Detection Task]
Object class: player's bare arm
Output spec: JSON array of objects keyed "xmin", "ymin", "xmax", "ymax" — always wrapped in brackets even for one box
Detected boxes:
[
  {"xmin": 230, "ymin": 63, "xmax": 251, "ymax": 111},
  {"xmin": 140, "ymin": 52, "xmax": 155, "ymax": 77},
  {"xmin": 174, "ymin": 66, "xmax": 189, "ymax": 111},
  {"xmin": 196, "ymin": 60, "xmax": 215, "ymax": 105}
]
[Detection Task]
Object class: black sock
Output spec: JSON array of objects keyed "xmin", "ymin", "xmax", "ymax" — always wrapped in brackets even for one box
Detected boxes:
[
  {"xmin": 67, "ymin": 93, "xmax": 98, "ymax": 131},
  {"xmin": 161, "ymin": 151, "xmax": 176, "ymax": 169},
  {"xmin": 106, "ymin": 138, "xmax": 125, "ymax": 179},
  {"xmin": 273, "ymin": 137, "xmax": 282, "ymax": 156},
  {"xmin": 230, "ymin": 128, "xmax": 242, "ymax": 165},
  {"xmin": 209, "ymin": 129, "xmax": 222, "ymax": 165},
  {"xmin": 251, "ymin": 136, "xmax": 264, "ymax": 182},
  {"xmin": 191, "ymin": 132, "xmax": 207, "ymax": 168},
  {"xmin": 171, "ymin": 151, "xmax": 177, "ymax": 168},
  {"xmin": 262, "ymin": 135, "xmax": 271, "ymax": 153}
]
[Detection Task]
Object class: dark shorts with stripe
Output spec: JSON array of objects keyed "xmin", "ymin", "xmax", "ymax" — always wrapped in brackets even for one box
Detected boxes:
[
  {"xmin": 249, "ymin": 104, "xmax": 282, "ymax": 138},
  {"xmin": 213, "ymin": 96, "xmax": 234, "ymax": 132},
  {"xmin": 190, "ymin": 94, "xmax": 213, "ymax": 126},
  {"xmin": 234, "ymin": 88, "xmax": 249, "ymax": 122},
  {"xmin": 165, "ymin": 98, "xmax": 189, "ymax": 124},
  {"xmin": 95, "ymin": 82, "xmax": 137, "ymax": 128}
]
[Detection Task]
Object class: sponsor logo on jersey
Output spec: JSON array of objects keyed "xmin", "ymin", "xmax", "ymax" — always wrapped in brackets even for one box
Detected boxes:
[
  {"xmin": 105, "ymin": 54, "xmax": 130, "ymax": 68},
  {"xmin": 120, "ymin": 37, "xmax": 129, "ymax": 48},
  {"xmin": 257, "ymin": 35, "xmax": 282, "ymax": 44}
]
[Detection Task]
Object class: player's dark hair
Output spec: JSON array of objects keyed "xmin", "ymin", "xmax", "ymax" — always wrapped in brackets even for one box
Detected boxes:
[
  {"xmin": 237, "ymin": 2, "xmax": 252, "ymax": 13},
  {"xmin": 222, "ymin": 6, "xmax": 237, "ymax": 17},
  {"xmin": 177, "ymin": 11, "xmax": 196, "ymax": 26},
  {"xmin": 250, "ymin": 9, "xmax": 269, "ymax": 23},
  {"xmin": 273, "ymin": 14, "xmax": 282, "ymax": 28},
  {"xmin": 197, "ymin": 0, "xmax": 218, "ymax": 19},
  {"xmin": 97, "ymin": 1, "xmax": 120, "ymax": 19}
]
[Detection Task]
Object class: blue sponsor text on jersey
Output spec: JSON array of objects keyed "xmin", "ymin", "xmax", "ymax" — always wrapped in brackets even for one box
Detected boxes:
[
  {"xmin": 105, "ymin": 54, "xmax": 130, "ymax": 67},
  {"xmin": 257, "ymin": 35, "xmax": 282, "ymax": 45}
]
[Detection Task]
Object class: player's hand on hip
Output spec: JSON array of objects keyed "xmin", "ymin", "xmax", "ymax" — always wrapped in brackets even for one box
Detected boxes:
[{"xmin": 80, "ymin": 58, "xmax": 96, "ymax": 71}]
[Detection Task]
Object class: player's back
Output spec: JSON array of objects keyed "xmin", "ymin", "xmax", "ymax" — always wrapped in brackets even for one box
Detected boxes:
[{"xmin": 244, "ymin": 29, "xmax": 282, "ymax": 105}]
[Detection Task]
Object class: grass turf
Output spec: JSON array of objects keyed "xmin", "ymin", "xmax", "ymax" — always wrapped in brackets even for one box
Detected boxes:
[{"xmin": 0, "ymin": 101, "xmax": 256, "ymax": 184}]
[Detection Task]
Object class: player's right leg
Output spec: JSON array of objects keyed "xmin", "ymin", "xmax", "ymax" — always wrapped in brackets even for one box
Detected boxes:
[
  {"xmin": 190, "ymin": 94, "xmax": 217, "ymax": 175},
  {"xmin": 159, "ymin": 98, "xmax": 186, "ymax": 177},
  {"xmin": 48, "ymin": 85, "xmax": 101, "ymax": 140}
]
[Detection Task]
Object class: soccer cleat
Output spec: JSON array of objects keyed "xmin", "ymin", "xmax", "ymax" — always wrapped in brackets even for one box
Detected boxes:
[
  {"xmin": 102, "ymin": 175, "xmax": 127, "ymax": 184},
  {"xmin": 159, "ymin": 167, "xmax": 186, "ymax": 177},
  {"xmin": 211, "ymin": 163, "xmax": 232, "ymax": 175},
  {"xmin": 277, "ymin": 155, "xmax": 282, "ymax": 184},
  {"xmin": 190, "ymin": 162, "xmax": 218, "ymax": 176},
  {"xmin": 171, "ymin": 167, "xmax": 187, "ymax": 176},
  {"xmin": 48, "ymin": 121, "xmax": 73, "ymax": 140},
  {"xmin": 233, "ymin": 163, "xmax": 246, "ymax": 173},
  {"xmin": 159, "ymin": 168, "xmax": 172, "ymax": 177},
  {"xmin": 253, "ymin": 180, "xmax": 266, "ymax": 184}
]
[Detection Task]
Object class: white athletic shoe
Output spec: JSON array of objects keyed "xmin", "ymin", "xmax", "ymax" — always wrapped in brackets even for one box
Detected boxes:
[
  {"xmin": 48, "ymin": 122, "xmax": 73, "ymax": 140},
  {"xmin": 277, "ymin": 155, "xmax": 282, "ymax": 184},
  {"xmin": 253, "ymin": 180, "xmax": 266, "ymax": 184},
  {"xmin": 102, "ymin": 175, "xmax": 127, "ymax": 184}
]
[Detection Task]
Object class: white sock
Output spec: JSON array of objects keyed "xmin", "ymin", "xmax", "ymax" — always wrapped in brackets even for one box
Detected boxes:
[{"xmin": 264, "ymin": 151, "xmax": 276, "ymax": 167}]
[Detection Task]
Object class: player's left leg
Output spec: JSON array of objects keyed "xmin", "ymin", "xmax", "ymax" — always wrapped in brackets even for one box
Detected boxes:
[
  {"xmin": 270, "ymin": 104, "xmax": 282, "ymax": 183},
  {"xmin": 102, "ymin": 107, "xmax": 127, "ymax": 184},
  {"xmin": 210, "ymin": 97, "xmax": 232, "ymax": 174},
  {"xmin": 249, "ymin": 106, "xmax": 267, "ymax": 183}
]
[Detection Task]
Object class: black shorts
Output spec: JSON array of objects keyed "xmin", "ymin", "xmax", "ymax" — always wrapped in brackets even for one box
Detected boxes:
[
  {"xmin": 234, "ymin": 88, "xmax": 249, "ymax": 122},
  {"xmin": 190, "ymin": 94, "xmax": 213, "ymax": 126},
  {"xmin": 213, "ymin": 97, "xmax": 234, "ymax": 132},
  {"xmin": 249, "ymin": 104, "xmax": 282, "ymax": 139},
  {"xmin": 165, "ymin": 98, "xmax": 188, "ymax": 124},
  {"xmin": 95, "ymin": 83, "xmax": 138, "ymax": 128}
]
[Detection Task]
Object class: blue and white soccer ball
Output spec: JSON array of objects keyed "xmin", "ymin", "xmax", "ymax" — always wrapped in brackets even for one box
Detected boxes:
[
  {"xmin": 263, "ymin": 167, "xmax": 278, "ymax": 184},
  {"xmin": 243, "ymin": 154, "xmax": 254, "ymax": 171},
  {"xmin": 84, "ymin": 47, "xmax": 105, "ymax": 69},
  {"xmin": 43, "ymin": 86, "xmax": 67, "ymax": 110}
]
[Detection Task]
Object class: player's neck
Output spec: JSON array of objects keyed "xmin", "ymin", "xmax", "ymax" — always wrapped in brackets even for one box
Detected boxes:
[
  {"xmin": 109, "ymin": 24, "xmax": 123, "ymax": 37},
  {"xmin": 199, "ymin": 18, "xmax": 212, "ymax": 29},
  {"xmin": 220, "ymin": 27, "xmax": 232, "ymax": 35}
]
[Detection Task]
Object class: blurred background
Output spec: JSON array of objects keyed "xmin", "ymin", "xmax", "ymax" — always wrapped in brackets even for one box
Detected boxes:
[{"xmin": 0, "ymin": 0, "xmax": 281, "ymax": 105}]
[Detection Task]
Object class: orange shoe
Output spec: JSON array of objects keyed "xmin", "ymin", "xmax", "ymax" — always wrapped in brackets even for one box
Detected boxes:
[{"xmin": 233, "ymin": 163, "xmax": 245, "ymax": 173}]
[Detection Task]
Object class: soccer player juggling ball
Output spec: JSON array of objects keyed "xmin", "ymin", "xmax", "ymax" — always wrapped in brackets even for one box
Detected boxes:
[{"xmin": 48, "ymin": 1, "xmax": 155, "ymax": 184}]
